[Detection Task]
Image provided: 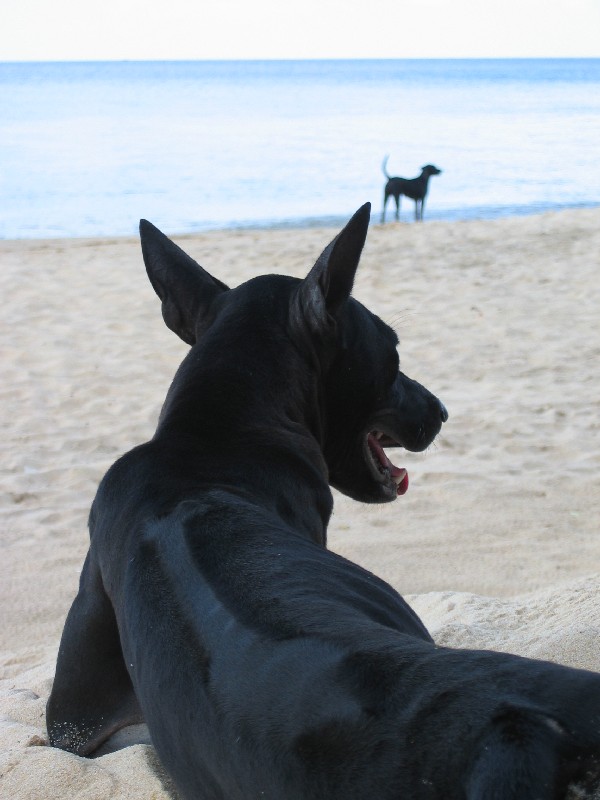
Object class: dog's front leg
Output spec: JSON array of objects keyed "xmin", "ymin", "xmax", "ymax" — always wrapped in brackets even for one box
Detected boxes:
[{"xmin": 46, "ymin": 551, "xmax": 144, "ymax": 755}]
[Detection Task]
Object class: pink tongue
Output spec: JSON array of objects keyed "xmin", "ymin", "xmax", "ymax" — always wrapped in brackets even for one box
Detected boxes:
[
  {"xmin": 396, "ymin": 470, "xmax": 409, "ymax": 496},
  {"xmin": 368, "ymin": 434, "xmax": 409, "ymax": 496}
]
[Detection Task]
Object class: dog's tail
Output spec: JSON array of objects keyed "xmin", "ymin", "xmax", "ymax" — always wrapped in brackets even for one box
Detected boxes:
[{"xmin": 381, "ymin": 155, "xmax": 391, "ymax": 179}]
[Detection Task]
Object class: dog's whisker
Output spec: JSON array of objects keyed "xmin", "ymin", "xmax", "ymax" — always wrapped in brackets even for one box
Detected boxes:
[{"xmin": 385, "ymin": 311, "xmax": 418, "ymax": 332}]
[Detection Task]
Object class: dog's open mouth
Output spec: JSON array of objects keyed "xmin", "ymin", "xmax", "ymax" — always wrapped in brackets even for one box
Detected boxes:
[{"xmin": 366, "ymin": 431, "xmax": 409, "ymax": 496}]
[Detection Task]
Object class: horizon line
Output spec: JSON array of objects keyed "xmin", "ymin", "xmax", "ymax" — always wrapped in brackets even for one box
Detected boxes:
[{"xmin": 3, "ymin": 55, "xmax": 600, "ymax": 65}]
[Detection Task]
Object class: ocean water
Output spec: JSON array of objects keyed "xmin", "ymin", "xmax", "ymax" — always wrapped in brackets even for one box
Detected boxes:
[{"xmin": 1, "ymin": 59, "xmax": 600, "ymax": 239}]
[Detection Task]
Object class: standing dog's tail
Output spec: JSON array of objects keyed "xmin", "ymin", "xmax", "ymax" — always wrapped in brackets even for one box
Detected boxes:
[{"xmin": 381, "ymin": 155, "xmax": 391, "ymax": 179}]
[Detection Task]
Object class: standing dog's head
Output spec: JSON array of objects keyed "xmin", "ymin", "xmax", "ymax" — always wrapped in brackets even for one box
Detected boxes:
[
  {"xmin": 140, "ymin": 203, "xmax": 447, "ymax": 505},
  {"xmin": 422, "ymin": 164, "xmax": 442, "ymax": 177}
]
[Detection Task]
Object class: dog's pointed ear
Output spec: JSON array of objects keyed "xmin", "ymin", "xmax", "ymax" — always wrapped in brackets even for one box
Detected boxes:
[
  {"xmin": 292, "ymin": 203, "xmax": 371, "ymax": 336},
  {"xmin": 140, "ymin": 220, "xmax": 229, "ymax": 345}
]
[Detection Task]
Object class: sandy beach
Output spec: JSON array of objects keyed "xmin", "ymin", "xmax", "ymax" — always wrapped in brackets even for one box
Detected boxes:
[{"xmin": 1, "ymin": 208, "xmax": 599, "ymax": 798}]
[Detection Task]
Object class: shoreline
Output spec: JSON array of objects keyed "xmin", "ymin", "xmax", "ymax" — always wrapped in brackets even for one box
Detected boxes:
[
  {"xmin": 2, "ymin": 201, "xmax": 600, "ymax": 243},
  {"xmin": 1, "ymin": 206, "xmax": 599, "ymax": 799}
]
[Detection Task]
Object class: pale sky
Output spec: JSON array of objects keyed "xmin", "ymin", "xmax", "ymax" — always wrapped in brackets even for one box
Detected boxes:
[{"xmin": 2, "ymin": 0, "xmax": 600, "ymax": 61}]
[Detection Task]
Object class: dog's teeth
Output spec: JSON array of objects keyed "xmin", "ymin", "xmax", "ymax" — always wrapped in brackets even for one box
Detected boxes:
[
  {"xmin": 376, "ymin": 432, "xmax": 384, "ymax": 440},
  {"xmin": 393, "ymin": 471, "xmax": 407, "ymax": 485}
]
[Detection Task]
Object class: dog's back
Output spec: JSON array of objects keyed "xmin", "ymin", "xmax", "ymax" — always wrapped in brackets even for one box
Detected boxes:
[
  {"xmin": 87, "ymin": 467, "xmax": 600, "ymax": 800},
  {"xmin": 90, "ymin": 484, "xmax": 435, "ymax": 799}
]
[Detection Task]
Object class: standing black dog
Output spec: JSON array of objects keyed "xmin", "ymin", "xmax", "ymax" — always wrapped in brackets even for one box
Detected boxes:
[
  {"xmin": 47, "ymin": 204, "xmax": 600, "ymax": 799},
  {"xmin": 381, "ymin": 156, "xmax": 442, "ymax": 222}
]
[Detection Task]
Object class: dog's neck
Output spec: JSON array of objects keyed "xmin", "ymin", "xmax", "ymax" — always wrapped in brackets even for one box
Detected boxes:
[{"xmin": 153, "ymin": 337, "xmax": 334, "ymax": 546}]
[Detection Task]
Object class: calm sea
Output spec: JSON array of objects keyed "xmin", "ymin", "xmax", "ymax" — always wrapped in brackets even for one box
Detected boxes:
[{"xmin": 1, "ymin": 59, "xmax": 600, "ymax": 239}]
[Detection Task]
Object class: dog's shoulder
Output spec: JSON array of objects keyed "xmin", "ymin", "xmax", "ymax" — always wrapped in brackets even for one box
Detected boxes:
[{"xmin": 172, "ymin": 497, "xmax": 434, "ymax": 646}]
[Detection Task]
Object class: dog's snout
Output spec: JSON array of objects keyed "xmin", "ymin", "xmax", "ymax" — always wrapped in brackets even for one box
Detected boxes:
[{"xmin": 439, "ymin": 401, "xmax": 448, "ymax": 423}]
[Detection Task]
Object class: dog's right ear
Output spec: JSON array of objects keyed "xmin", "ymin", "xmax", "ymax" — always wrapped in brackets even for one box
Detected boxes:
[
  {"xmin": 140, "ymin": 220, "xmax": 229, "ymax": 345},
  {"xmin": 290, "ymin": 203, "xmax": 371, "ymax": 340}
]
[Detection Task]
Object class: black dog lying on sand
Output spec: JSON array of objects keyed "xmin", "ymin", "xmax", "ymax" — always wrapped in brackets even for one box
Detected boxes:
[
  {"xmin": 47, "ymin": 204, "xmax": 600, "ymax": 799},
  {"xmin": 381, "ymin": 156, "xmax": 442, "ymax": 222}
]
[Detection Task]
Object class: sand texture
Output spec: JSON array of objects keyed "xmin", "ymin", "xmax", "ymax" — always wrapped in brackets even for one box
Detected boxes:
[{"xmin": 1, "ymin": 208, "xmax": 599, "ymax": 798}]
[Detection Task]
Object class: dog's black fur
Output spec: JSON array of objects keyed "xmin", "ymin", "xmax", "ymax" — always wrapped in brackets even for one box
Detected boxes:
[
  {"xmin": 381, "ymin": 156, "xmax": 442, "ymax": 222},
  {"xmin": 47, "ymin": 204, "xmax": 600, "ymax": 799}
]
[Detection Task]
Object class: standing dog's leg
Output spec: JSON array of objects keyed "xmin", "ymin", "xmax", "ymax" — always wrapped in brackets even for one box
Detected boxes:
[
  {"xmin": 46, "ymin": 552, "xmax": 144, "ymax": 755},
  {"xmin": 395, "ymin": 193, "xmax": 401, "ymax": 220},
  {"xmin": 381, "ymin": 188, "xmax": 389, "ymax": 223}
]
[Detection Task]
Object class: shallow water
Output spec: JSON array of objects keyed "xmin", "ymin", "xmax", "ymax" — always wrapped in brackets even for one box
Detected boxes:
[{"xmin": 1, "ymin": 58, "xmax": 600, "ymax": 238}]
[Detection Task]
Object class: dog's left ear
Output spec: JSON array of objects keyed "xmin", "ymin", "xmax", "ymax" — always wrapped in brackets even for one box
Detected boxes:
[
  {"xmin": 140, "ymin": 220, "xmax": 229, "ymax": 345},
  {"xmin": 292, "ymin": 202, "xmax": 371, "ymax": 337}
]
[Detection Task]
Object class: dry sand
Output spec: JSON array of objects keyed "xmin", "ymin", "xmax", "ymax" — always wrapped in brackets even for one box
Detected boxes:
[{"xmin": 1, "ymin": 208, "xmax": 599, "ymax": 798}]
